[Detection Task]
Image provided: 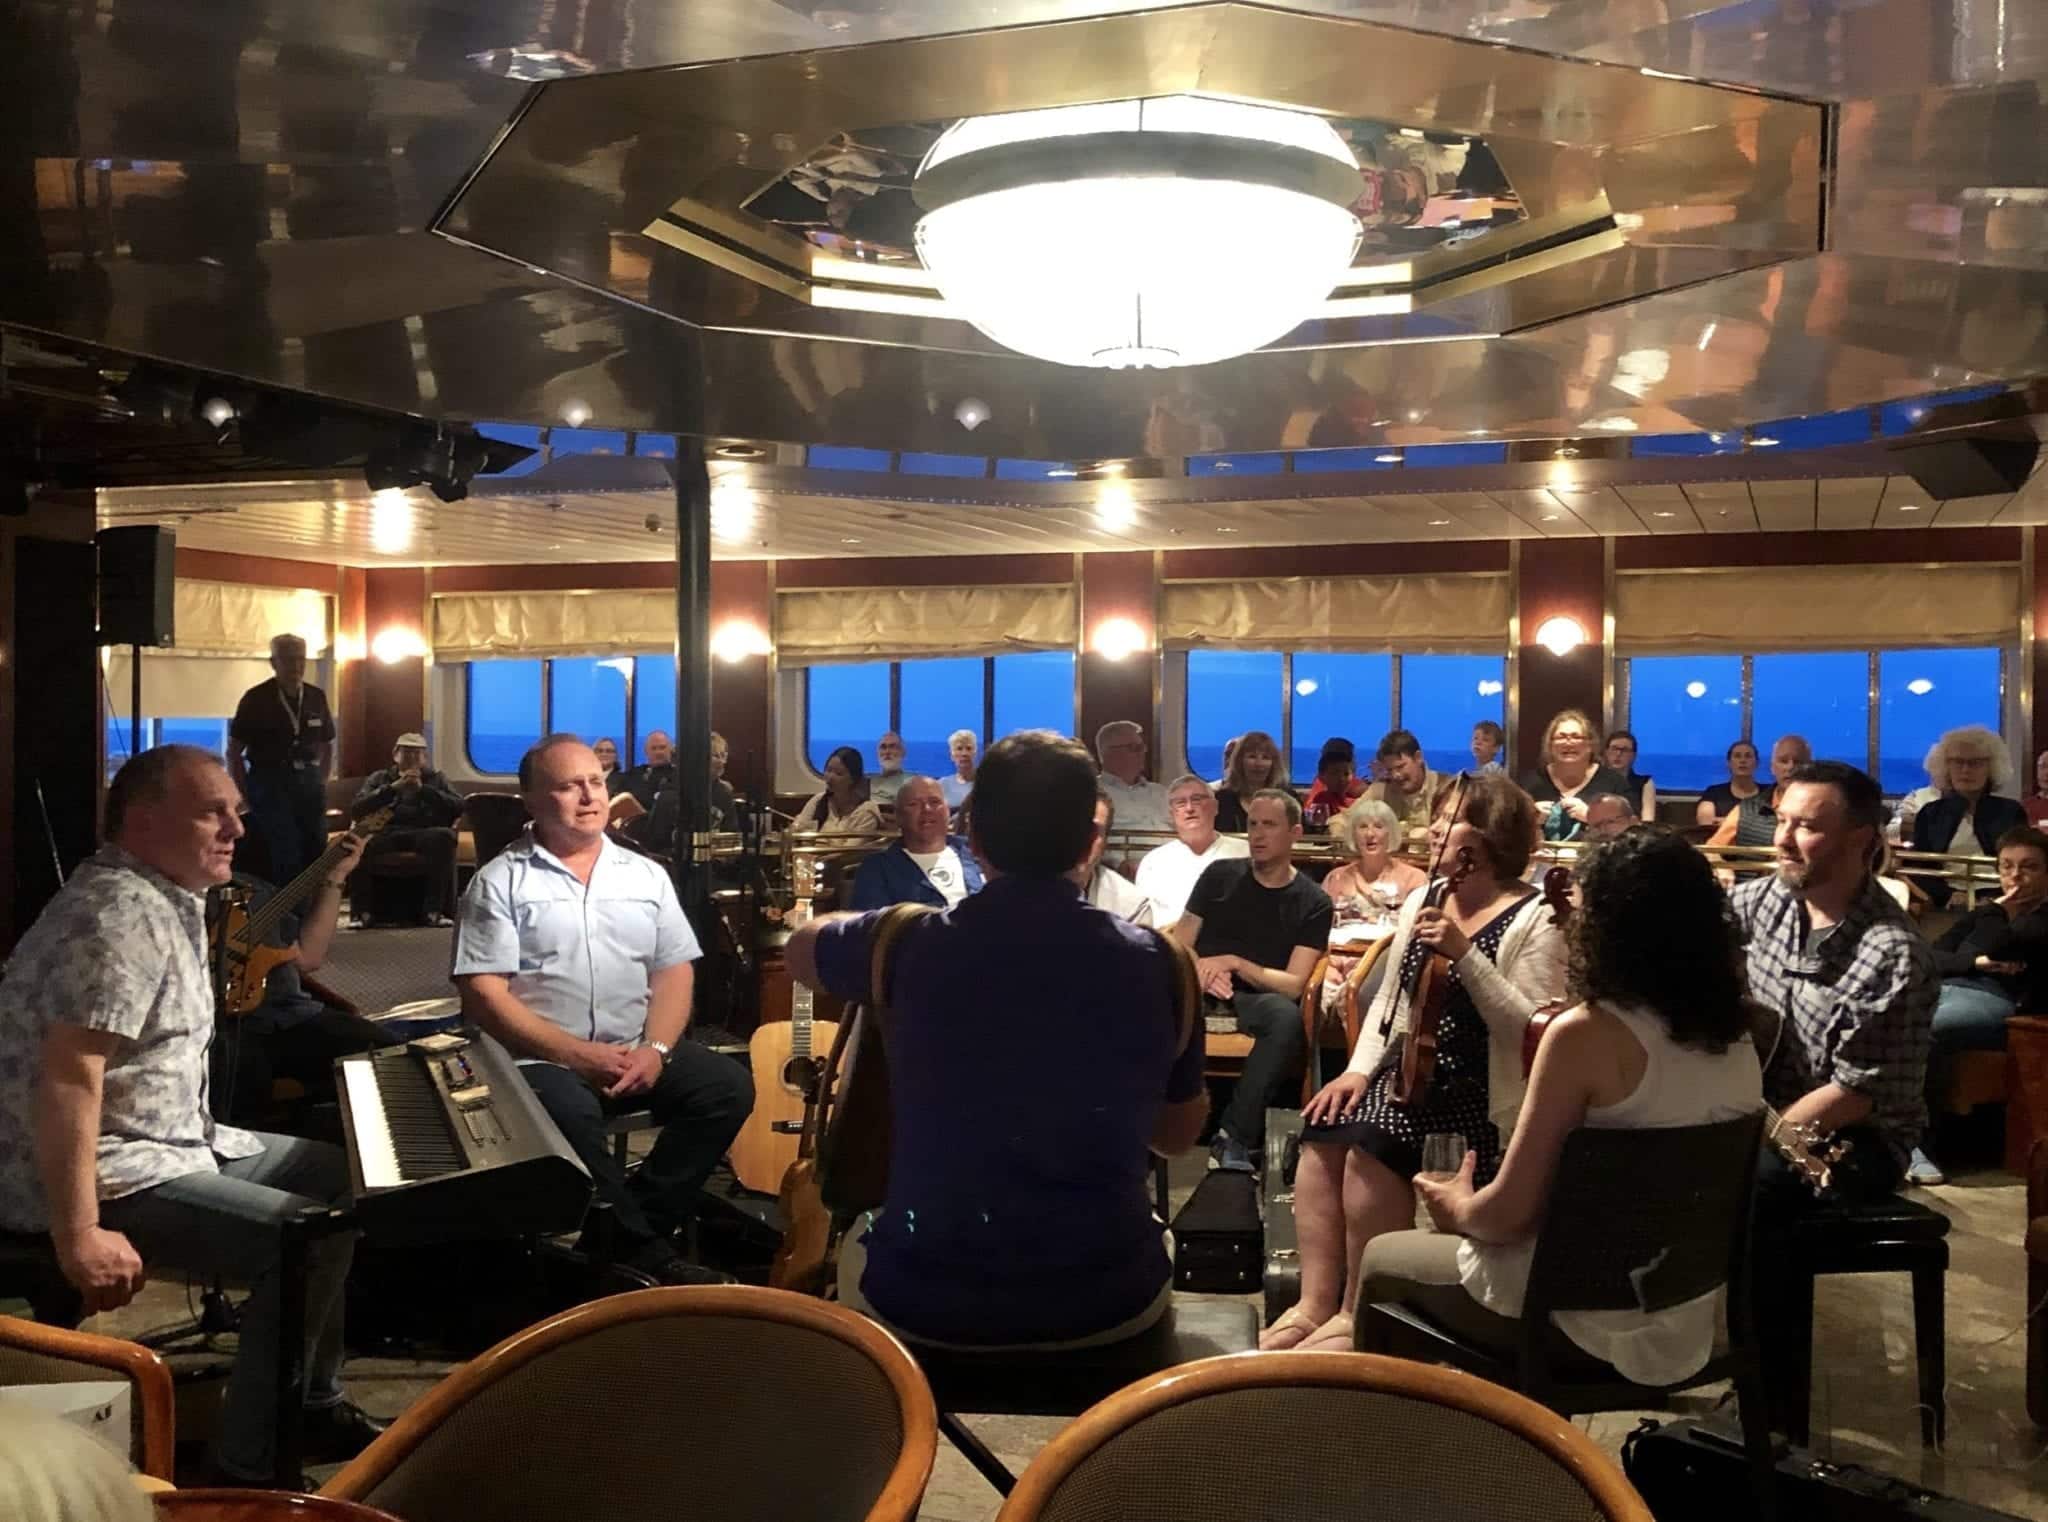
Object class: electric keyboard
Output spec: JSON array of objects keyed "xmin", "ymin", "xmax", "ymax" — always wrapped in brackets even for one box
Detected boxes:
[{"xmin": 335, "ymin": 1027, "xmax": 593, "ymax": 1243}]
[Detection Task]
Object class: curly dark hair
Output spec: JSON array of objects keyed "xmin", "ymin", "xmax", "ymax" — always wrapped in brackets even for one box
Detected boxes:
[{"xmin": 1567, "ymin": 826, "xmax": 1749, "ymax": 1052}]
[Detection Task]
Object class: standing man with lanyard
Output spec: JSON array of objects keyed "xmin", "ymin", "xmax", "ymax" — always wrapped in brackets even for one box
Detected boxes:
[{"xmin": 228, "ymin": 634, "xmax": 335, "ymax": 888}]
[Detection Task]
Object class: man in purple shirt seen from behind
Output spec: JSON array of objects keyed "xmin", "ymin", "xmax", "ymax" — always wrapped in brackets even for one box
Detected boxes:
[{"xmin": 786, "ymin": 729, "xmax": 1209, "ymax": 1349}]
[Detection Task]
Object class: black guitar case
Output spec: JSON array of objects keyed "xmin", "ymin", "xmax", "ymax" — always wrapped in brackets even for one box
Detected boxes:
[
  {"xmin": 1622, "ymin": 1420, "xmax": 2024, "ymax": 1522},
  {"xmin": 1171, "ymin": 1169, "xmax": 1263, "ymax": 1292}
]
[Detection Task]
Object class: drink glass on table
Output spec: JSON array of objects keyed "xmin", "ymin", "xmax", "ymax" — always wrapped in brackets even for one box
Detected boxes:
[{"xmin": 1415, "ymin": 1132, "xmax": 1466, "ymax": 1232}]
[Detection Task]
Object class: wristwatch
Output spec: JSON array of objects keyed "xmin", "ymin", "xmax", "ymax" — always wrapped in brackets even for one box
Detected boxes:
[{"xmin": 648, "ymin": 1040, "xmax": 674, "ymax": 1066}]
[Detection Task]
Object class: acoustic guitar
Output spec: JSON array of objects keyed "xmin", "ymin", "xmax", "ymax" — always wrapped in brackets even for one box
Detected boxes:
[
  {"xmin": 214, "ymin": 807, "xmax": 394, "ymax": 1016},
  {"xmin": 767, "ymin": 1024, "xmax": 833, "ymax": 1293},
  {"xmin": 731, "ymin": 882, "xmax": 842, "ymax": 1195}
]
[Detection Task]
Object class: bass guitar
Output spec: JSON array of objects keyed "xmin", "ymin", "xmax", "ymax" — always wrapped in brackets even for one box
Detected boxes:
[{"xmin": 214, "ymin": 807, "xmax": 393, "ymax": 1016}]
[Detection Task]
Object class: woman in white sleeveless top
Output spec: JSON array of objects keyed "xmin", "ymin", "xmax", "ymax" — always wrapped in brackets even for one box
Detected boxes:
[{"xmin": 1362, "ymin": 827, "xmax": 1761, "ymax": 1386}]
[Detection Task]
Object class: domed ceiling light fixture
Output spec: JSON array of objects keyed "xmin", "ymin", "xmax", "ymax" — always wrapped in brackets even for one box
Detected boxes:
[{"xmin": 913, "ymin": 95, "xmax": 1363, "ymax": 369}]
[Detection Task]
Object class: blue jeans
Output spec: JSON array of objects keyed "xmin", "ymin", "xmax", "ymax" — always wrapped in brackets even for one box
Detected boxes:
[
  {"xmin": 100, "ymin": 1133, "xmax": 354, "ymax": 1481},
  {"xmin": 1926, "ymin": 981, "xmax": 2016, "ymax": 1101}
]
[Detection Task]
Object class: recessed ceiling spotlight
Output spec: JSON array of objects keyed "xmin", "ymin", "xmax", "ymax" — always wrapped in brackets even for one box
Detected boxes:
[
  {"xmin": 1554, "ymin": 444, "xmax": 1579, "ymax": 459},
  {"xmin": 954, "ymin": 396, "xmax": 991, "ymax": 430},
  {"xmin": 1652, "ymin": 510, "xmax": 1677, "ymax": 518},
  {"xmin": 1540, "ymin": 513, "xmax": 1561, "ymax": 522},
  {"xmin": 1374, "ymin": 453, "xmax": 1401, "ymax": 464},
  {"xmin": 1898, "ymin": 503, "xmax": 1923, "ymax": 512},
  {"xmin": 1406, "ymin": 409, "xmax": 1424, "ymax": 423},
  {"xmin": 713, "ymin": 442, "xmax": 766, "ymax": 459},
  {"xmin": 1428, "ymin": 518, "xmax": 1451, "ymax": 526},
  {"xmin": 1215, "ymin": 526, "xmax": 1238, "ymax": 534},
  {"xmin": 560, "ymin": 400, "xmax": 593, "ymax": 427},
  {"xmin": 841, "ymin": 536, "xmax": 862, "ymax": 544},
  {"xmin": 1751, "ymin": 435, "xmax": 1781, "ymax": 447}
]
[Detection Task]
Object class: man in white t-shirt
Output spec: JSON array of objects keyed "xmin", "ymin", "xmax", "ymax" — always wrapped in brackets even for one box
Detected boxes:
[
  {"xmin": 1135, "ymin": 775, "xmax": 1250, "ymax": 929},
  {"xmin": 1096, "ymin": 720, "xmax": 1173, "ymax": 835},
  {"xmin": 849, "ymin": 775, "xmax": 985, "ymax": 910}
]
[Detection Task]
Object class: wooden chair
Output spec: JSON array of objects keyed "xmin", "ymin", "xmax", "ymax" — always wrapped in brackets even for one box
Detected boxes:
[
  {"xmin": 156, "ymin": 1495, "xmax": 404, "ymax": 1522},
  {"xmin": 1300, "ymin": 937, "xmax": 1391, "ymax": 1099},
  {"xmin": 0, "ymin": 1314, "xmax": 176, "ymax": 1480},
  {"xmin": 993, "ymin": 1351, "xmax": 1653, "ymax": 1522},
  {"xmin": 1359, "ymin": 1117, "xmax": 1774, "ymax": 1511},
  {"xmin": 461, "ymin": 792, "xmax": 530, "ymax": 872},
  {"xmin": 321, "ymin": 1286, "xmax": 935, "ymax": 1522}
]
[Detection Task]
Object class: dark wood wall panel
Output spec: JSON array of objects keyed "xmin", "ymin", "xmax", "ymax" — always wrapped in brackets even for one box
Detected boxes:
[
  {"xmin": 1164, "ymin": 540, "xmax": 1511, "ymax": 578},
  {"xmin": 1616, "ymin": 528, "xmax": 2021, "ymax": 569},
  {"xmin": 1515, "ymin": 540, "xmax": 1605, "ymax": 774},
  {"xmin": 777, "ymin": 553, "xmax": 1072, "ymax": 588},
  {"xmin": 1078, "ymin": 551, "xmax": 1157, "ymax": 768},
  {"xmin": 709, "ymin": 560, "xmax": 774, "ymax": 800},
  {"xmin": 355, "ymin": 567, "xmax": 427, "ymax": 776},
  {"xmin": 177, "ymin": 548, "xmax": 338, "ymax": 589}
]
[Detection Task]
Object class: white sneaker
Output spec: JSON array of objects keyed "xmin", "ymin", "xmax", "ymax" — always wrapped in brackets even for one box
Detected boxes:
[{"xmin": 1904, "ymin": 1147, "xmax": 1946, "ymax": 1186}]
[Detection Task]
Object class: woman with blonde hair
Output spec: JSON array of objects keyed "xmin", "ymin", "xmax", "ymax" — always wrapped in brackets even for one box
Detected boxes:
[
  {"xmin": 1911, "ymin": 725, "xmax": 2024, "ymax": 907},
  {"xmin": 1215, "ymin": 730, "xmax": 1287, "ymax": 832},
  {"xmin": 1517, "ymin": 709, "xmax": 1627, "ymax": 842},
  {"xmin": 1318, "ymin": 798, "xmax": 1428, "ymax": 1015}
]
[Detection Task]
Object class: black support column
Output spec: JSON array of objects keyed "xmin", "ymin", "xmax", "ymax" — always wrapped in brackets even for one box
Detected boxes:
[{"xmin": 672, "ymin": 437, "xmax": 713, "ymax": 927}]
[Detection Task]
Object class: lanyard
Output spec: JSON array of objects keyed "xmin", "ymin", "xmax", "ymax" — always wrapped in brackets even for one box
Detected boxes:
[{"xmin": 277, "ymin": 684, "xmax": 304, "ymax": 738}]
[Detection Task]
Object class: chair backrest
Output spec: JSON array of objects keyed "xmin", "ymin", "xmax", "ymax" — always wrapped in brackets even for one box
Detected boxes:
[
  {"xmin": 0, "ymin": 1315, "xmax": 176, "ymax": 1479},
  {"xmin": 995, "ymin": 1351, "xmax": 1651, "ymax": 1522},
  {"xmin": 1522, "ymin": 1113, "xmax": 1765, "ymax": 1319},
  {"xmin": 462, "ymin": 792, "xmax": 529, "ymax": 870},
  {"xmin": 321, "ymin": 1286, "xmax": 935, "ymax": 1522}
]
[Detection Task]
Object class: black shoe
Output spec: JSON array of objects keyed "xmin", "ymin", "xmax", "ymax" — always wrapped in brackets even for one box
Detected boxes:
[
  {"xmin": 625, "ymin": 1239, "xmax": 736, "ymax": 1287},
  {"xmin": 301, "ymin": 1400, "xmax": 389, "ymax": 1466}
]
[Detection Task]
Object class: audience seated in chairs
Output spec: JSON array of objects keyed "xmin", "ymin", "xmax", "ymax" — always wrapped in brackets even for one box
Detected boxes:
[
  {"xmin": 1269, "ymin": 774, "xmax": 1565, "ymax": 1352},
  {"xmin": 849, "ymin": 776, "xmax": 983, "ymax": 910},
  {"xmin": 1302, "ymin": 738, "xmax": 1367, "ymax": 829},
  {"xmin": 1468, "ymin": 720, "xmax": 1506, "ymax": 777},
  {"xmin": 1600, "ymin": 730, "xmax": 1657, "ymax": 821},
  {"xmin": 869, "ymin": 731, "xmax": 909, "ymax": 809},
  {"xmin": 1356, "ymin": 729, "xmax": 1449, "ymax": 842},
  {"xmin": 1520, "ymin": 710, "xmax": 1627, "ymax": 844},
  {"xmin": 1359, "ymin": 827, "xmax": 1762, "ymax": 1385},
  {"xmin": 1583, "ymin": 794, "xmax": 1636, "ymax": 842},
  {"xmin": 1318, "ymin": 800, "xmax": 1425, "ymax": 1020},
  {"xmin": 1133, "ymin": 775, "xmax": 1249, "ymax": 929},
  {"xmin": 454, "ymin": 735, "xmax": 753, "ymax": 1287},
  {"xmin": 1910, "ymin": 725, "xmax": 2025, "ymax": 907},
  {"xmin": 793, "ymin": 746, "xmax": 884, "ymax": 836},
  {"xmin": 347, "ymin": 732, "xmax": 461, "ymax": 924},
  {"xmin": 1213, "ymin": 729, "xmax": 1284, "ymax": 833},
  {"xmin": 1073, "ymin": 790, "xmax": 1152, "ymax": 923},
  {"xmin": 612, "ymin": 730, "xmax": 676, "ymax": 813},
  {"xmin": 1095, "ymin": 720, "xmax": 1170, "ymax": 834},
  {"xmin": 1907, "ymin": 823, "xmax": 2048, "ymax": 1184},
  {"xmin": 941, "ymin": 729, "xmax": 978, "ymax": 813},
  {"xmin": 209, "ymin": 856, "xmax": 397, "ymax": 1137},
  {"xmin": 1695, "ymin": 738, "xmax": 1762, "ymax": 828},
  {"xmin": 1706, "ymin": 733, "xmax": 1811, "ymax": 851},
  {"xmin": 786, "ymin": 730, "xmax": 1207, "ymax": 1350},
  {"xmin": 2027, "ymin": 748, "xmax": 2048, "ymax": 827},
  {"xmin": 1174, "ymin": 789, "xmax": 1334, "ymax": 1174}
]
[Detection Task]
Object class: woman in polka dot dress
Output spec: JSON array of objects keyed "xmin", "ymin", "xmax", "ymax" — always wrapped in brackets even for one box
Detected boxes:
[{"xmin": 1262, "ymin": 774, "xmax": 1569, "ymax": 1351}]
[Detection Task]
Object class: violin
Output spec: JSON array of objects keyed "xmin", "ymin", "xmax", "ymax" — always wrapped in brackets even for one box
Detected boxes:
[
  {"xmin": 1519, "ymin": 865, "xmax": 1575, "ymax": 1076},
  {"xmin": 1394, "ymin": 844, "xmax": 1477, "ymax": 1106}
]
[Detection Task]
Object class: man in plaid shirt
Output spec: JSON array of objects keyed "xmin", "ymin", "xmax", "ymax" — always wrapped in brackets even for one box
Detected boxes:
[{"xmin": 1732, "ymin": 760, "xmax": 1937, "ymax": 1212}]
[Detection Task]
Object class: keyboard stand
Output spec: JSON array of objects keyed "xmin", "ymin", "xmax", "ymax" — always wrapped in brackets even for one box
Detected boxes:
[{"xmin": 274, "ymin": 1203, "xmax": 359, "ymax": 1489}]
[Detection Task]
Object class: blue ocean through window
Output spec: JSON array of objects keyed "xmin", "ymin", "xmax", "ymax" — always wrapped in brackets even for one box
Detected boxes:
[
  {"xmin": 1399, "ymin": 654, "xmax": 1505, "ymax": 771},
  {"xmin": 1753, "ymin": 652, "xmax": 1868, "ymax": 768},
  {"xmin": 1878, "ymin": 647, "xmax": 2002, "ymax": 794},
  {"xmin": 805, "ymin": 662, "xmax": 891, "ymax": 775},
  {"xmin": 466, "ymin": 660, "xmax": 543, "ymax": 774},
  {"xmin": 805, "ymin": 653, "xmax": 1078, "ymax": 779},
  {"xmin": 899, "ymin": 657, "xmax": 984, "ymax": 777},
  {"xmin": 1290, "ymin": 654, "xmax": 1389, "ymax": 781},
  {"xmin": 1626, "ymin": 655, "xmax": 1743, "ymax": 791},
  {"xmin": 1186, "ymin": 650, "xmax": 1283, "ymax": 782}
]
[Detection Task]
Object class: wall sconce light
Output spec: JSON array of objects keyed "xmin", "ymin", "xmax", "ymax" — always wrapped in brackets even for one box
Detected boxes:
[
  {"xmin": 370, "ymin": 626, "xmax": 428, "ymax": 664},
  {"xmin": 710, "ymin": 620, "xmax": 773, "ymax": 663},
  {"xmin": 1092, "ymin": 617, "xmax": 1148, "ymax": 661},
  {"xmin": 1534, "ymin": 615, "xmax": 1587, "ymax": 657}
]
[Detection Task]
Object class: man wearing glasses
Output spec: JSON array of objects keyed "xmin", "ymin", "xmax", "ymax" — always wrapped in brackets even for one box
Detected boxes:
[
  {"xmin": 1096, "ymin": 720, "xmax": 1172, "ymax": 836},
  {"xmin": 1135, "ymin": 775, "xmax": 1250, "ymax": 930}
]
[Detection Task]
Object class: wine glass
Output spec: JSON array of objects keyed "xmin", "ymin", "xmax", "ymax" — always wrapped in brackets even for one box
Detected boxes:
[{"xmin": 1415, "ymin": 1132, "xmax": 1467, "ymax": 1232}]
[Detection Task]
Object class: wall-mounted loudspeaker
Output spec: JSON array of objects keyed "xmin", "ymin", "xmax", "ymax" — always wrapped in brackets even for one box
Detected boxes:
[
  {"xmin": 95, "ymin": 525, "xmax": 177, "ymax": 648},
  {"xmin": 1890, "ymin": 437, "xmax": 2039, "ymax": 501}
]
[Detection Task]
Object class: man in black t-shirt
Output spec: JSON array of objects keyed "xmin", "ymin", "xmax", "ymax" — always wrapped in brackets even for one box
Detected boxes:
[
  {"xmin": 1175, "ymin": 788, "xmax": 1333, "ymax": 1170},
  {"xmin": 227, "ymin": 634, "xmax": 336, "ymax": 888}
]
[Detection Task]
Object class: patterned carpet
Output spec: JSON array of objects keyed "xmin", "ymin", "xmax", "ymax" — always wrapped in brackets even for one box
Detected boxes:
[{"xmin": 318, "ymin": 924, "xmax": 459, "ymax": 1015}]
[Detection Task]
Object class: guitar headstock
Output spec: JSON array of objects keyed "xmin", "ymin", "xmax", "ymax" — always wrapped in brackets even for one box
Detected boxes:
[
  {"xmin": 1773, "ymin": 1114, "xmax": 1851, "ymax": 1194},
  {"xmin": 357, "ymin": 806, "xmax": 397, "ymax": 834}
]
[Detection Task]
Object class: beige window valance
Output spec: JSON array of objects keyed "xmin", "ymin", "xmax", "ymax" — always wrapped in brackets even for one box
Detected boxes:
[
  {"xmin": 173, "ymin": 580, "xmax": 331, "ymax": 658},
  {"xmin": 776, "ymin": 583, "xmax": 1077, "ymax": 665},
  {"xmin": 1162, "ymin": 573, "xmax": 1510, "ymax": 651},
  {"xmin": 432, "ymin": 590, "xmax": 675, "ymax": 659},
  {"xmin": 103, "ymin": 652, "xmax": 274, "ymax": 719},
  {"xmin": 1616, "ymin": 563, "xmax": 2021, "ymax": 651}
]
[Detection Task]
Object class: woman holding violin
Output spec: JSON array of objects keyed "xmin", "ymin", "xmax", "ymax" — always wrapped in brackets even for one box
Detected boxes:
[{"xmin": 1261, "ymin": 774, "xmax": 1566, "ymax": 1351}]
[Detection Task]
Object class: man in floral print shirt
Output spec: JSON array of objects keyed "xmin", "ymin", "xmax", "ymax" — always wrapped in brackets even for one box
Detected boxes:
[{"xmin": 0, "ymin": 746, "xmax": 381, "ymax": 1483}]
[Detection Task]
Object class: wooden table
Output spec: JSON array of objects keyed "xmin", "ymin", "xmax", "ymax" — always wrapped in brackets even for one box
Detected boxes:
[{"xmin": 2007, "ymin": 1015, "xmax": 2048, "ymax": 1173}]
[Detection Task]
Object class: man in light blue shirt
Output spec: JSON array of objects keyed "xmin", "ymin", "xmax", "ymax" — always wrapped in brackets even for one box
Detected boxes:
[{"xmin": 454, "ymin": 734, "xmax": 753, "ymax": 1285}]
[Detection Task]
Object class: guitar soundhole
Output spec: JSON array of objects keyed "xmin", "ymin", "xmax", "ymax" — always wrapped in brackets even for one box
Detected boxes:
[{"xmin": 782, "ymin": 1055, "xmax": 821, "ymax": 1097}]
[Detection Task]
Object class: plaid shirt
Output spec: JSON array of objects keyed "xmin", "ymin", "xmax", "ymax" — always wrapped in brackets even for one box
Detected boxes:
[{"xmin": 1731, "ymin": 873, "xmax": 1937, "ymax": 1169}]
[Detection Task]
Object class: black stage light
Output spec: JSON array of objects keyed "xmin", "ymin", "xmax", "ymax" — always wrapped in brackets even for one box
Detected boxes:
[{"xmin": 364, "ymin": 425, "xmax": 526, "ymax": 502}]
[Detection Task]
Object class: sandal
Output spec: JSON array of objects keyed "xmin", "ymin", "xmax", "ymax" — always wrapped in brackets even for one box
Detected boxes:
[
  {"xmin": 1296, "ymin": 1312, "xmax": 1356, "ymax": 1353},
  {"xmin": 1258, "ymin": 1305, "xmax": 1324, "ymax": 1351}
]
